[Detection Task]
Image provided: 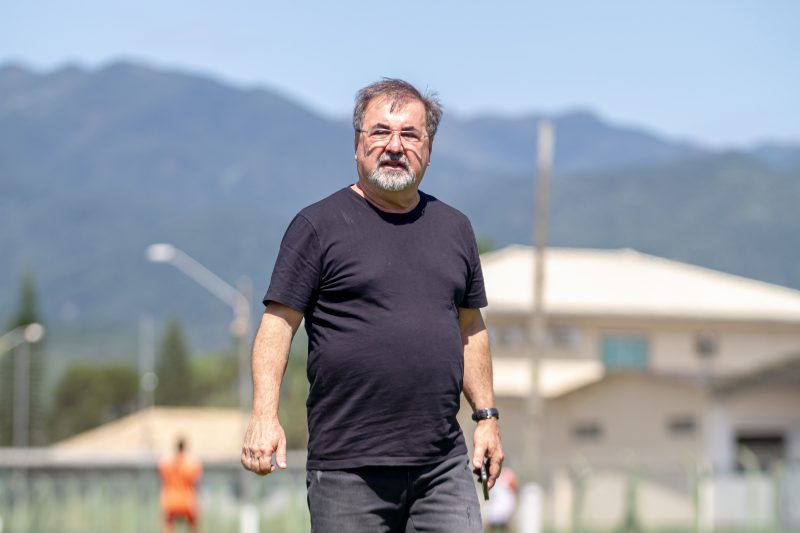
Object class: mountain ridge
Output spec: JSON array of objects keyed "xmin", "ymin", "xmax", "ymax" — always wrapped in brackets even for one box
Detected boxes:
[{"xmin": 2, "ymin": 60, "xmax": 798, "ymax": 354}]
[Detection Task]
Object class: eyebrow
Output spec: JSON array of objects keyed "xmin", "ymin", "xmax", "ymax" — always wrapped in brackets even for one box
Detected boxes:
[{"xmin": 370, "ymin": 122, "xmax": 422, "ymax": 132}]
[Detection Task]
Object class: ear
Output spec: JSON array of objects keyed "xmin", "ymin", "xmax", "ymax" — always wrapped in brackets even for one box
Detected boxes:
[{"xmin": 354, "ymin": 131, "xmax": 360, "ymax": 156}]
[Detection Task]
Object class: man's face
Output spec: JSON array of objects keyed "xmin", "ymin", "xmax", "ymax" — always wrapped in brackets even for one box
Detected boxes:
[{"xmin": 355, "ymin": 96, "xmax": 431, "ymax": 192}]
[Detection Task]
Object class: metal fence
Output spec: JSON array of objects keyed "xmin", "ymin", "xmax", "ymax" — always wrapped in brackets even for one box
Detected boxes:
[
  {"xmin": 0, "ymin": 449, "xmax": 309, "ymax": 533},
  {"xmin": 1, "ymin": 449, "xmax": 798, "ymax": 533},
  {"xmin": 542, "ymin": 457, "xmax": 800, "ymax": 533}
]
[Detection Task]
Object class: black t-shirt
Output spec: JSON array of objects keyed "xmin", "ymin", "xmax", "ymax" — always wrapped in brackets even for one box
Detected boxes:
[{"xmin": 264, "ymin": 186, "xmax": 487, "ymax": 470}]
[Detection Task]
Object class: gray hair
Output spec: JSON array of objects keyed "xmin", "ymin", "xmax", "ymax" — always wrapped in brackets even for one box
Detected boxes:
[{"xmin": 353, "ymin": 78, "xmax": 443, "ymax": 144}]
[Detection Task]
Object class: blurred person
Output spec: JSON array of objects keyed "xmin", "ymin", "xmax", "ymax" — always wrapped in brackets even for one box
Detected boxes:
[
  {"xmin": 159, "ymin": 437, "xmax": 202, "ymax": 533},
  {"xmin": 484, "ymin": 466, "xmax": 519, "ymax": 532},
  {"xmin": 241, "ymin": 78, "xmax": 504, "ymax": 532}
]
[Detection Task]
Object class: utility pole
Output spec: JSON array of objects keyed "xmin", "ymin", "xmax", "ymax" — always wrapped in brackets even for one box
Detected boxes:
[{"xmin": 520, "ymin": 120, "xmax": 554, "ymax": 533}]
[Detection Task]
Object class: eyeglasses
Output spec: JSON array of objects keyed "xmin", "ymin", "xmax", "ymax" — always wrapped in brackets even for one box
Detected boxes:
[{"xmin": 357, "ymin": 128, "xmax": 428, "ymax": 148}]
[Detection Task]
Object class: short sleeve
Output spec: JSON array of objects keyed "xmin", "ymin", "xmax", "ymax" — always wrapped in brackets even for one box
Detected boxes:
[
  {"xmin": 460, "ymin": 221, "xmax": 488, "ymax": 309},
  {"xmin": 264, "ymin": 214, "xmax": 321, "ymax": 313}
]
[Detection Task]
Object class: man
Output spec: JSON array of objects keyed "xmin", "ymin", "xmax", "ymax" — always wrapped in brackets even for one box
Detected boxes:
[
  {"xmin": 158, "ymin": 437, "xmax": 202, "ymax": 533},
  {"xmin": 241, "ymin": 78, "xmax": 503, "ymax": 532}
]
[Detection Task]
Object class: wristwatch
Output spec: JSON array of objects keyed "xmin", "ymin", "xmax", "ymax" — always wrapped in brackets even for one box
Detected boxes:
[{"xmin": 471, "ymin": 407, "xmax": 500, "ymax": 422}]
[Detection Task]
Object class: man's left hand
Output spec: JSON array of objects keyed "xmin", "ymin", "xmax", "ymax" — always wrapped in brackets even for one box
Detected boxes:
[{"xmin": 472, "ymin": 418, "xmax": 504, "ymax": 489}]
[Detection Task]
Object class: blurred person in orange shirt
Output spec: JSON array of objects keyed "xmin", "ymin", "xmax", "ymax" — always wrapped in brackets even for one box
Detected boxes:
[{"xmin": 158, "ymin": 437, "xmax": 203, "ymax": 532}]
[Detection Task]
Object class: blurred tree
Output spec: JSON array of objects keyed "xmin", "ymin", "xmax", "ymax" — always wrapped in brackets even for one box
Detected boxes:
[
  {"xmin": 0, "ymin": 271, "xmax": 47, "ymax": 445},
  {"xmin": 155, "ymin": 318, "xmax": 194, "ymax": 406},
  {"xmin": 49, "ymin": 362, "xmax": 139, "ymax": 441},
  {"xmin": 9, "ymin": 272, "xmax": 39, "ymax": 325},
  {"xmin": 476, "ymin": 236, "xmax": 496, "ymax": 255},
  {"xmin": 188, "ymin": 336, "xmax": 309, "ymax": 448},
  {"xmin": 191, "ymin": 351, "xmax": 238, "ymax": 407}
]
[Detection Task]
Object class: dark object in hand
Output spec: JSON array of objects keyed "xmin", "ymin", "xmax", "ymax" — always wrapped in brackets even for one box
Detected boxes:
[{"xmin": 478, "ymin": 457, "xmax": 489, "ymax": 501}]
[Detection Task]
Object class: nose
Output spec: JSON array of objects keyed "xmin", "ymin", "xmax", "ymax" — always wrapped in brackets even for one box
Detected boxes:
[{"xmin": 385, "ymin": 131, "xmax": 404, "ymax": 153}]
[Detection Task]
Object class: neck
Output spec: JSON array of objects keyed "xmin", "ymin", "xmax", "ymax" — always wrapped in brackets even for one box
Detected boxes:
[{"xmin": 352, "ymin": 181, "xmax": 420, "ymax": 213}]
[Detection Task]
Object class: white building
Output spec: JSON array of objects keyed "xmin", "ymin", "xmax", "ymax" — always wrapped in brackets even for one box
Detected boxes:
[{"xmin": 464, "ymin": 245, "xmax": 800, "ymax": 530}]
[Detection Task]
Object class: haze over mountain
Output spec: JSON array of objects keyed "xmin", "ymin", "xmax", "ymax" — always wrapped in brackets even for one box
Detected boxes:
[{"xmin": 2, "ymin": 61, "xmax": 798, "ymax": 356}]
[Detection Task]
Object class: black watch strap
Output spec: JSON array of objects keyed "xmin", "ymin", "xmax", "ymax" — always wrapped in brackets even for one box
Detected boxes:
[{"xmin": 471, "ymin": 407, "xmax": 500, "ymax": 422}]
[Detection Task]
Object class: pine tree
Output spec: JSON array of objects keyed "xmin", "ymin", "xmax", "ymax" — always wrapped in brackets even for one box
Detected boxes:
[
  {"xmin": 1, "ymin": 272, "xmax": 46, "ymax": 446},
  {"xmin": 155, "ymin": 318, "xmax": 194, "ymax": 406}
]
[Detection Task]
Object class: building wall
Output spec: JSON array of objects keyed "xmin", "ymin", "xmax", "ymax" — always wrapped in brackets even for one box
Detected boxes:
[
  {"xmin": 484, "ymin": 311, "xmax": 800, "ymax": 487},
  {"xmin": 710, "ymin": 384, "xmax": 800, "ymax": 471},
  {"xmin": 484, "ymin": 300, "xmax": 800, "ymax": 530},
  {"xmin": 487, "ymin": 314, "xmax": 599, "ymax": 362},
  {"xmin": 649, "ymin": 325, "xmax": 800, "ymax": 377},
  {"xmin": 486, "ymin": 312, "xmax": 800, "ymax": 378},
  {"xmin": 540, "ymin": 375, "xmax": 707, "ymax": 472}
]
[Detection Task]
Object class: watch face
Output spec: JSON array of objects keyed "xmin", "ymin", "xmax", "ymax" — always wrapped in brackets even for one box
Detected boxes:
[{"xmin": 473, "ymin": 408, "xmax": 499, "ymax": 421}]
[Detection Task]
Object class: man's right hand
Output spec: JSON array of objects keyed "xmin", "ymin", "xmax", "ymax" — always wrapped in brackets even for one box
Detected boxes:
[{"xmin": 241, "ymin": 414, "xmax": 287, "ymax": 475}]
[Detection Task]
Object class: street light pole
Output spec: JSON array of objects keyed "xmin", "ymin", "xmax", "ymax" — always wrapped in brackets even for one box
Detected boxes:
[
  {"xmin": 235, "ymin": 277, "xmax": 253, "ymax": 429},
  {"xmin": 137, "ymin": 313, "xmax": 157, "ymax": 533},
  {"xmin": 145, "ymin": 244, "xmax": 252, "ymax": 406},
  {"xmin": 138, "ymin": 313, "xmax": 157, "ymax": 444},
  {"xmin": 14, "ymin": 342, "xmax": 30, "ymax": 449},
  {"xmin": 146, "ymin": 243, "xmax": 256, "ymax": 533}
]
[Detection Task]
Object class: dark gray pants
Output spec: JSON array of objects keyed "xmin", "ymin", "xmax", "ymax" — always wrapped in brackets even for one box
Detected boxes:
[{"xmin": 306, "ymin": 454, "xmax": 482, "ymax": 532}]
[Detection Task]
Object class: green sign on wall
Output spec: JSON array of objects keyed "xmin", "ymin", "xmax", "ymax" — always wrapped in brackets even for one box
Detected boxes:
[{"xmin": 601, "ymin": 336, "xmax": 649, "ymax": 370}]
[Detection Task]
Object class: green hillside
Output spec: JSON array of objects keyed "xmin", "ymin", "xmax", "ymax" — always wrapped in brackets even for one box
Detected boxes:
[
  {"xmin": 454, "ymin": 152, "xmax": 800, "ymax": 290},
  {"xmin": 2, "ymin": 61, "xmax": 798, "ymax": 356}
]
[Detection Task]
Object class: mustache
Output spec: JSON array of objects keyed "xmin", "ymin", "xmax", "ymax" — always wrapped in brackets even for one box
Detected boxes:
[{"xmin": 378, "ymin": 152, "xmax": 411, "ymax": 171}]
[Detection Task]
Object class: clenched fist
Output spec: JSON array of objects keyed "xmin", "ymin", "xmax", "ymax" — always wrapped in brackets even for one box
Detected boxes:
[{"xmin": 241, "ymin": 414, "xmax": 287, "ymax": 476}]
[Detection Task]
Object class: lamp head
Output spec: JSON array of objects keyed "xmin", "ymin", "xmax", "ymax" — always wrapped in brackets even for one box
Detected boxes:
[
  {"xmin": 146, "ymin": 243, "xmax": 177, "ymax": 263},
  {"xmin": 23, "ymin": 323, "xmax": 44, "ymax": 343}
]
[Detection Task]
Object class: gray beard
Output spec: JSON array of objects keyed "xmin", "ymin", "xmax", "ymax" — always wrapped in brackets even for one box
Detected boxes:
[{"xmin": 367, "ymin": 166, "xmax": 417, "ymax": 192}]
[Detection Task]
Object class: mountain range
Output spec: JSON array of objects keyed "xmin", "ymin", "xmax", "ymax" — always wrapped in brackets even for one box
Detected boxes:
[{"xmin": 2, "ymin": 61, "xmax": 798, "ymax": 357}]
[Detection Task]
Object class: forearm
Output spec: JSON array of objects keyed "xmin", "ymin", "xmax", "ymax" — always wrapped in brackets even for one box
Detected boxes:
[
  {"xmin": 460, "ymin": 307, "xmax": 504, "ymax": 481},
  {"xmin": 242, "ymin": 303, "xmax": 302, "ymax": 475},
  {"xmin": 460, "ymin": 309, "xmax": 495, "ymax": 410},
  {"xmin": 251, "ymin": 304, "xmax": 301, "ymax": 417}
]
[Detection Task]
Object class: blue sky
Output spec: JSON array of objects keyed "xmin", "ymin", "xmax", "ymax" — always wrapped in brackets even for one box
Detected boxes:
[{"xmin": 3, "ymin": 1, "xmax": 798, "ymax": 146}]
